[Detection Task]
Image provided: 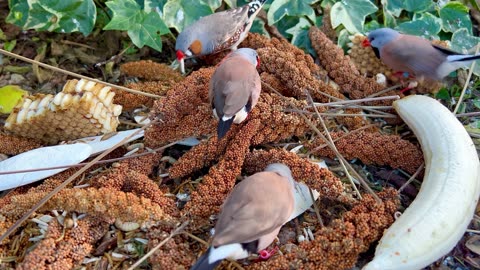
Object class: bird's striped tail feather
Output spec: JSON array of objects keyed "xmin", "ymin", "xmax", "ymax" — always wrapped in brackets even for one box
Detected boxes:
[{"xmin": 247, "ymin": 0, "xmax": 268, "ymax": 18}]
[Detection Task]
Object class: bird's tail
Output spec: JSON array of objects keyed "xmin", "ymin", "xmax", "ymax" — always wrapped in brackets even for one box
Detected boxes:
[
  {"xmin": 247, "ymin": 0, "xmax": 268, "ymax": 18},
  {"xmin": 446, "ymin": 54, "xmax": 480, "ymax": 63},
  {"xmin": 217, "ymin": 117, "xmax": 234, "ymax": 139},
  {"xmin": 190, "ymin": 247, "xmax": 222, "ymax": 270}
]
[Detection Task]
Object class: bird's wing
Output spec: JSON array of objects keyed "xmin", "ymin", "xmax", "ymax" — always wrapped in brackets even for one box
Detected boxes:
[
  {"xmin": 200, "ymin": 6, "xmax": 250, "ymax": 51},
  {"xmin": 212, "ymin": 172, "xmax": 295, "ymax": 247},
  {"xmin": 210, "ymin": 58, "xmax": 258, "ymax": 118},
  {"xmin": 382, "ymin": 35, "xmax": 447, "ymax": 79}
]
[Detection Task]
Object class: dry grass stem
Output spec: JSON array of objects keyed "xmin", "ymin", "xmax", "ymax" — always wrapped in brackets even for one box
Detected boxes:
[
  {"xmin": 0, "ymin": 48, "xmax": 161, "ymax": 98},
  {"xmin": 398, "ymin": 162, "xmax": 425, "ymax": 193}
]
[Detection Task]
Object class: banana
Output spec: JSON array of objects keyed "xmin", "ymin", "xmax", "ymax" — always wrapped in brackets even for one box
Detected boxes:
[{"xmin": 363, "ymin": 95, "xmax": 480, "ymax": 270}]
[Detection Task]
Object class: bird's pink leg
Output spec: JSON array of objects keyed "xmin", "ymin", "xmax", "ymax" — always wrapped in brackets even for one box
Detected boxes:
[{"xmin": 256, "ymin": 246, "xmax": 279, "ymax": 261}]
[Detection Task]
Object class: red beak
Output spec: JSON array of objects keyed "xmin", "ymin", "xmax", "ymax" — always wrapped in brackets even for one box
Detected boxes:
[
  {"xmin": 176, "ymin": 50, "xmax": 185, "ymax": 61},
  {"xmin": 362, "ymin": 39, "xmax": 371, "ymax": 47}
]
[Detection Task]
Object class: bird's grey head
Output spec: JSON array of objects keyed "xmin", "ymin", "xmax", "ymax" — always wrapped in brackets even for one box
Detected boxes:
[
  {"xmin": 265, "ymin": 163, "xmax": 294, "ymax": 186},
  {"xmin": 175, "ymin": 26, "xmax": 210, "ymax": 61},
  {"xmin": 230, "ymin": 48, "xmax": 260, "ymax": 67},
  {"xmin": 366, "ymin": 28, "xmax": 401, "ymax": 49}
]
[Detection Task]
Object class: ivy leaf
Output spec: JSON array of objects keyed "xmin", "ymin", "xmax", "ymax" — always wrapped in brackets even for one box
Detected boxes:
[
  {"xmin": 202, "ymin": 0, "xmax": 222, "ymax": 11},
  {"xmin": 163, "ymin": 0, "xmax": 213, "ymax": 32},
  {"xmin": 330, "ymin": 0, "xmax": 378, "ymax": 33},
  {"xmin": 250, "ymin": 18, "xmax": 270, "ymax": 37},
  {"xmin": 439, "ymin": 1, "xmax": 472, "ymax": 34},
  {"xmin": 402, "ymin": 0, "xmax": 433, "ymax": 13},
  {"xmin": 286, "ymin": 17, "xmax": 316, "ymax": 56},
  {"xmin": 383, "ymin": 0, "xmax": 403, "ymax": 17},
  {"xmin": 7, "ymin": 0, "xmax": 96, "ymax": 36},
  {"xmin": 104, "ymin": 0, "xmax": 170, "ymax": 51},
  {"xmin": 267, "ymin": 0, "xmax": 319, "ymax": 25},
  {"xmin": 144, "ymin": 0, "xmax": 167, "ymax": 13},
  {"xmin": 274, "ymin": 16, "xmax": 300, "ymax": 39},
  {"xmin": 451, "ymin": 28, "xmax": 480, "ymax": 76},
  {"xmin": 224, "ymin": 0, "xmax": 237, "ymax": 8},
  {"xmin": 397, "ymin": 12, "xmax": 441, "ymax": 38},
  {"xmin": 127, "ymin": 11, "xmax": 169, "ymax": 51},
  {"xmin": 104, "ymin": 0, "xmax": 142, "ymax": 31}
]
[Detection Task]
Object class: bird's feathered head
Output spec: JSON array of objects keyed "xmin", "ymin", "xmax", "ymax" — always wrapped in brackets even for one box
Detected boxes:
[
  {"xmin": 229, "ymin": 48, "xmax": 260, "ymax": 68},
  {"xmin": 363, "ymin": 28, "xmax": 401, "ymax": 49}
]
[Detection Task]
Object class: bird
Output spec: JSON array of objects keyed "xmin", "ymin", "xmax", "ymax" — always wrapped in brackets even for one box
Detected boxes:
[
  {"xmin": 190, "ymin": 163, "xmax": 296, "ymax": 270},
  {"xmin": 209, "ymin": 48, "xmax": 261, "ymax": 139},
  {"xmin": 363, "ymin": 27, "xmax": 480, "ymax": 82},
  {"xmin": 175, "ymin": 0, "xmax": 268, "ymax": 73}
]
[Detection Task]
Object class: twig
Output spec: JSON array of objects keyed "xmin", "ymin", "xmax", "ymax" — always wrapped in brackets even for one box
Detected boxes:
[
  {"xmin": 366, "ymin": 84, "xmax": 403, "ymax": 98},
  {"xmin": 0, "ymin": 120, "xmax": 159, "ymax": 243},
  {"xmin": 456, "ymin": 112, "xmax": 480, "ymax": 117},
  {"xmin": 398, "ymin": 162, "xmax": 425, "ymax": 193},
  {"xmin": 286, "ymin": 109, "xmax": 397, "ymax": 118},
  {"xmin": 313, "ymin": 95, "xmax": 400, "ymax": 106},
  {"xmin": 308, "ymin": 123, "xmax": 378, "ymax": 153},
  {"xmin": 310, "ymin": 89, "xmax": 399, "ymax": 116},
  {"xmin": 127, "ymin": 221, "xmax": 189, "ymax": 270},
  {"xmin": 0, "ymin": 141, "xmax": 177, "ymax": 176},
  {"xmin": 308, "ymin": 187, "xmax": 323, "ymax": 227},
  {"xmin": 453, "ymin": 44, "xmax": 480, "ymax": 115},
  {"xmin": 60, "ymin": 40, "xmax": 96, "ymax": 50},
  {"xmin": 261, "ymin": 81, "xmax": 381, "ymax": 203},
  {"xmin": 304, "ymin": 90, "xmax": 363, "ymax": 200},
  {"xmin": 0, "ymin": 48, "xmax": 161, "ymax": 98},
  {"xmin": 183, "ymin": 231, "xmax": 209, "ymax": 246}
]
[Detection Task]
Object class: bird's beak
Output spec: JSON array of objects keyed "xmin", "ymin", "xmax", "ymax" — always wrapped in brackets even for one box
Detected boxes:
[
  {"xmin": 362, "ymin": 39, "xmax": 371, "ymax": 47},
  {"xmin": 176, "ymin": 50, "xmax": 186, "ymax": 74}
]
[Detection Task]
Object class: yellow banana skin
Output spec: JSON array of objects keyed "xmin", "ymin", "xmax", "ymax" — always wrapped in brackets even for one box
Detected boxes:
[{"xmin": 363, "ymin": 95, "xmax": 480, "ymax": 270}]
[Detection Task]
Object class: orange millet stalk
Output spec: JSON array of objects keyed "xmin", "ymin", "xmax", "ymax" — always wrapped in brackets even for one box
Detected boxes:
[
  {"xmin": 0, "ymin": 132, "xmax": 42, "ymax": 155},
  {"xmin": 306, "ymin": 131, "xmax": 424, "ymax": 175},
  {"xmin": 309, "ymin": 26, "xmax": 400, "ymax": 103}
]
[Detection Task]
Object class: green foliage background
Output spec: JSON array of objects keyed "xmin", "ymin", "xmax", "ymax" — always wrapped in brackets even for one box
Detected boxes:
[{"xmin": 5, "ymin": 0, "xmax": 480, "ymax": 72}]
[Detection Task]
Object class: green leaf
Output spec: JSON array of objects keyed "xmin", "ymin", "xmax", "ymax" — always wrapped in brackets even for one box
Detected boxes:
[
  {"xmin": 4, "ymin": 40, "xmax": 17, "ymax": 52},
  {"xmin": 364, "ymin": 20, "xmax": 381, "ymax": 32},
  {"xmin": 439, "ymin": 1, "xmax": 472, "ymax": 34},
  {"xmin": 330, "ymin": 0, "xmax": 378, "ymax": 33},
  {"xmin": 383, "ymin": 0, "xmax": 403, "ymax": 17},
  {"xmin": 163, "ymin": 0, "xmax": 213, "ymax": 32},
  {"xmin": 127, "ymin": 11, "xmax": 169, "ymax": 51},
  {"xmin": 224, "ymin": 0, "xmax": 237, "ymax": 8},
  {"xmin": 267, "ymin": 0, "xmax": 319, "ymax": 25},
  {"xmin": 451, "ymin": 28, "xmax": 480, "ymax": 76},
  {"xmin": 396, "ymin": 12, "xmax": 441, "ymax": 38},
  {"xmin": 0, "ymin": 85, "xmax": 28, "ymax": 114},
  {"xmin": 249, "ymin": 18, "xmax": 270, "ymax": 37},
  {"xmin": 7, "ymin": 0, "xmax": 96, "ymax": 36},
  {"xmin": 435, "ymin": 88, "xmax": 451, "ymax": 101},
  {"xmin": 402, "ymin": 0, "xmax": 433, "ymax": 13},
  {"xmin": 286, "ymin": 17, "xmax": 316, "ymax": 56},
  {"xmin": 105, "ymin": 0, "xmax": 170, "ymax": 51},
  {"xmin": 274, "ymin": 16, "xmax": 300, "ymax": 39},
  {"xmin": 202, "ymin": 0, "xmax": 222, "ymax": 11},
  {"xmin": 104, "ymin": 0, "xmax": 142, "ymax": 31},
  {"xmin": 473, "ymin": 99, "xmax": 480, "ymax": 110},
  {"xmin": 144, "ymin": 0, "xmax": 167, "ymax": 13}
]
